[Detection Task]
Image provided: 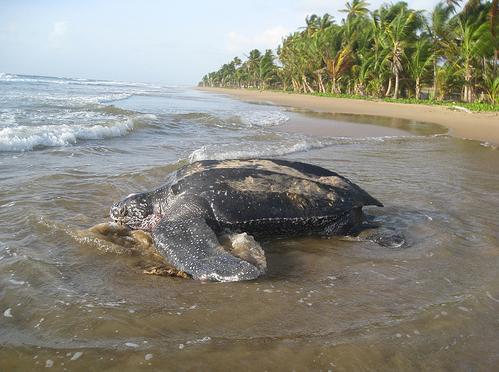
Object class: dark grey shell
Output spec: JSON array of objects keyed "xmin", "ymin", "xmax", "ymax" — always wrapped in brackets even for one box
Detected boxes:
[{"xmin": 154, "ymin": 159, "xmax": 382, "ymax": 235}]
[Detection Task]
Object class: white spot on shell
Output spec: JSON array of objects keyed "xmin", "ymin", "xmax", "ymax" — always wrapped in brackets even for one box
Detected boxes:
[{"xmin": 70, "ymin": 352, "xmax": 83, "ymax": 361}]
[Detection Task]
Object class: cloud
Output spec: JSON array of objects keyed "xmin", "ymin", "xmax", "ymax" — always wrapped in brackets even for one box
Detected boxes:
[
  {"xmin": 225, "ymin": 26, "xmax": 289, "ymax": 55},
  {"xmin": 48, "ymin": 21, "xmax": 68, "ymax": 48}
]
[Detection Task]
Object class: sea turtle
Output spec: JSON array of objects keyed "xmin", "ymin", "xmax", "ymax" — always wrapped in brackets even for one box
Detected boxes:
[{"xmin": 110, "ymin": 159, "xmax": 385, "ymax": 282}]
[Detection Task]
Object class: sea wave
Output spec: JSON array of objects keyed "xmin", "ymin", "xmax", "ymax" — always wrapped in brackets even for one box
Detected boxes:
[
  {"xmin": 0, "ymin": 104, "xmax": 142, "ymax": 129},
  {"xmin": 0, "ymin": 89, "xmax": 134, "ymax": 108},
  {"xmin": 0, "ymin": 73, "xmax": 73, "ymax": 85},
  {"xmin": 188, "ymin": 135, "xmax": 415, "ymax": 162},
  {"xmin": 0, "ymin": 114, "xmax": 156, "ymax": 152},
  {"xmin": 188, "ymin": 137, "xmax": 333, "ymax": 162},
  {"xmin": 0, "ymin": 110, "xmax": 18, "ymax": 127},
  {"xmin": 41, "ymin": 92, "xmax": 134, "ymax": 105},
  {"xmin": 0, "ymin": 72, "xmax": 162, "ymax": 90},
  {"xmin": 173, "ymin": 109, "xmax": 289, "ymax": 129},
  {"xmin": 0, "ymin": 72, "xmax": 16, "ymax": 80},
  {"xmin": 237, "ymin": 110, "xmax": 289, "ymax": 127}
]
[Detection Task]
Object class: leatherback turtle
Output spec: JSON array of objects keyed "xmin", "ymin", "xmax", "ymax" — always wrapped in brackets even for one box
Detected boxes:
[{"xmin": 110, "ymin": 159, "xmax": 384, "ymax": 282}]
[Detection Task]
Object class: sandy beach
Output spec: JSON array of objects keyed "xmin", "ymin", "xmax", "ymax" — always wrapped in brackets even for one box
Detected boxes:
[{"xmin": 199, "ymin": 87, "xmax": 499, "ymax": 145}]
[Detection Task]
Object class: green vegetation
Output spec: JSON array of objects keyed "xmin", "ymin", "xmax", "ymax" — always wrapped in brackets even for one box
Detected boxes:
[{"xmin": 200, "ymin": 0, "xmax": 498, "ymax": 108}]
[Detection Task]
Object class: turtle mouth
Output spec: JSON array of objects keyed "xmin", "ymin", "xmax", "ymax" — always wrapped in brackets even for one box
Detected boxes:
[
  {"xmin": 112, "ymin": 218, "xmax": 143, "ymax": 231},
  {"xmin": 109, "ymin": 210, "xmax": 131, "ymax": 228}
]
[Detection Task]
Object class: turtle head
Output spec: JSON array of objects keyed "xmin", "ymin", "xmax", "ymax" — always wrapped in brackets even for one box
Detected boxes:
[{"xmin": 110, "ymin": 193, "xmax": 154, "ymax": 230}]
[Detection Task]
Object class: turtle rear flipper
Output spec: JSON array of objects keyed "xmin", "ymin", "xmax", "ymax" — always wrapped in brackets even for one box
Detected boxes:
[
  {"xmin": 219, "ymin": 232, "xmax": 267, "ymax": 272},
  {"xmin": 152, "ymin": 197, "xmax": 264, "ymax": 282}
]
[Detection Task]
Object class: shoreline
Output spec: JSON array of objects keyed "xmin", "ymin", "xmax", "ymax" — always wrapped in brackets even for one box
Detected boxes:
[{"xmin": 198, "ymin": 87, "xmax": 499, "ymax": 145}]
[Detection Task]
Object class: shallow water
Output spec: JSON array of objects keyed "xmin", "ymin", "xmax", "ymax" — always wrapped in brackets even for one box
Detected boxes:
[{"xmin": 1, "ymin": 74, "xmax": 499, "ymax": 370}]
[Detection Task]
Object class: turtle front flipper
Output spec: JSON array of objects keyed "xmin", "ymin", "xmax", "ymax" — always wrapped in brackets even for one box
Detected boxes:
[{"xmin": 151, "ymin": 198, "xmax": 264, "ymax": 282}]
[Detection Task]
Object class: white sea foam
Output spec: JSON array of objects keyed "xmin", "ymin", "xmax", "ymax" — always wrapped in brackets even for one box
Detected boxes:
[
  {"xmin": 188, "ymin": 135, "xmax": 412, "ymax": 162},
  {"xmin": 0, "ymin": 72, "xmax": 17, "ymax": 80},
  {"xmin": 0, "ymin": 72, "xmax": 160, "ymax": 89},
  {"xmin": 236, "ymin": 110, "xmax": 289, "ymax": 127},
  {"xmin": 480, "ymin": 141, "xmax": 498, "ymax": 150},
  {"xmin": 38, "ymin": 92, "xmax": 133, "ymax": 105},
  {"xmin": 3, "ymin": 308, "xmax": 13, "ymax": 317},
  {"xmin": 0, "ymin": 72, "xmax": 162, "ymax": 151},
  {"xmin": 180, "ymin": 109, "xmax": 289, "ymax": 129},
  {"xmin": 0, "ymin": 73, "xmax": 69, "ymax": 85},
  {"xmin": 0, "ymin": 116, "xmax": 146, "ymax": 151},
  {"xmin": 0, "ymin": 111, "xmax": 18, "ymax": 127},
  {"xmin": 189, "ymin": 138, "xmax": 333, "ymax": 162}
]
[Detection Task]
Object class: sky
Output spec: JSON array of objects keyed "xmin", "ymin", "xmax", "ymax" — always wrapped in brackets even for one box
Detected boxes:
[{"xmin": 0, "ymin": 0, "xmax": 442, "ymax": 85}]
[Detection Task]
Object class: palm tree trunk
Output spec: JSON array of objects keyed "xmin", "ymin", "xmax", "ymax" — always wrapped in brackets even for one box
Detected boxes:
[
  {"xmin": 331, "ymin": 76, "xmax": 340, "ymax": 94},
  {"xmin": 432, "ymin": 61, "xmax": 438, "ymax": 100},
  {"xmin": 316, "ymin": 73, "xmax": 325, "ymax": 93},
  {"xmin": 302, "ymin": 75, "xmax": 315, "ymax": 93},
  {"xmin": 495, "ymin": 49, "xmax": 498, "ymax": 76},
  {"xmin": 385, "ymin": 78, "xmax": 392, "ymax": 97},
  {"xmin": 415, "ymin": 77, "xmax": 421, "ymax": 100},
  {"xmin": 393, "ymin": 72, "xmax": 399, "ymax": 99},
  {"xmin": 464, "ymin": 63, "xmax": 472, "ymax": 102}
]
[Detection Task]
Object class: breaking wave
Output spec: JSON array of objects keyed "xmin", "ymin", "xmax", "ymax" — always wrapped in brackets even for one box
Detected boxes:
[
  {"xmin": 237, "ymin": 110, "xmax": 289, "ymax": 127},
  {"xmin": 188, "ymin": 140, "xmax": 322, "ymax": 162},
  {"xmin": 188, "ymin": 135, "xmax": 417, "ymax": 162},
  {"xmin": 0, "ymin": 72, "xmax": 165, "ymax": 151},
  {"xmin": 172, "ymin": 110, "xmax": 289, "ymax": 129},
  {"xmin": 0, "ymin": 72, "xmax": 161, "ymax": 89},
  {"xmin": 0, "ymin": 114, "xmax": 156, "ymax": 152}
]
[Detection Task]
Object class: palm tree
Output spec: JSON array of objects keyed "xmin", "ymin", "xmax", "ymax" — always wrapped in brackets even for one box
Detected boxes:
[
  {"xmin": 445, "ymin": 0, "xmax": 462, "ymax": 11},
  {"xmin": 427, "ymin": 2, "xmax": 454, "ymax": 99},
  {"xmin": 246, "ymin": 49, "xmax": 262, "ymax": 88},
  {"xmin": 408, "ymin": 38, "xmax": 435, "ymax": 98},
  {"xmin": 201, "ymin": 0, "xmax": 497, "ymax": 105},
  {"xmin": 303, "ymin": 13, "xmax": 334, "ymax": 36},
  {"xmin": 258, "ymin": 50, "xmax": 278, "ymax": 90},
  {"xmin": 450, "ymin": 16, "xmax": 493, "ymax": 101},
  {"xmin": 340, "ymin": 0, "xmax": 370, "ymax": 21},
  {"xmin": 382, "ymin": 8, "xmax": 418, "ymax": 98},
  {"xmin": 489, "ymin": 0, "xmax": 498, "ymax": 75},
  {"xmin": 352, "ymin": 55, "xmax": 374, "ymax": 95},
  {"xmin": 482, "ymin": 65, "xmax": 498, "ymax": 103}
]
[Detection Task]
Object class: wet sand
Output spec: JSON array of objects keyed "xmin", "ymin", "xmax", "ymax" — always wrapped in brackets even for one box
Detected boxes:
[{"xmin": 198, "ymin": 87, "xmax": 499, "ymax": 144}]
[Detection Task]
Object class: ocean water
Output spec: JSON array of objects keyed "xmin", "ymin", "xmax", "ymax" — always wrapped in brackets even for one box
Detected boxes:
[{"xmin": 1, "ymin": 73, "xmax": 499, "ymax": 370}]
